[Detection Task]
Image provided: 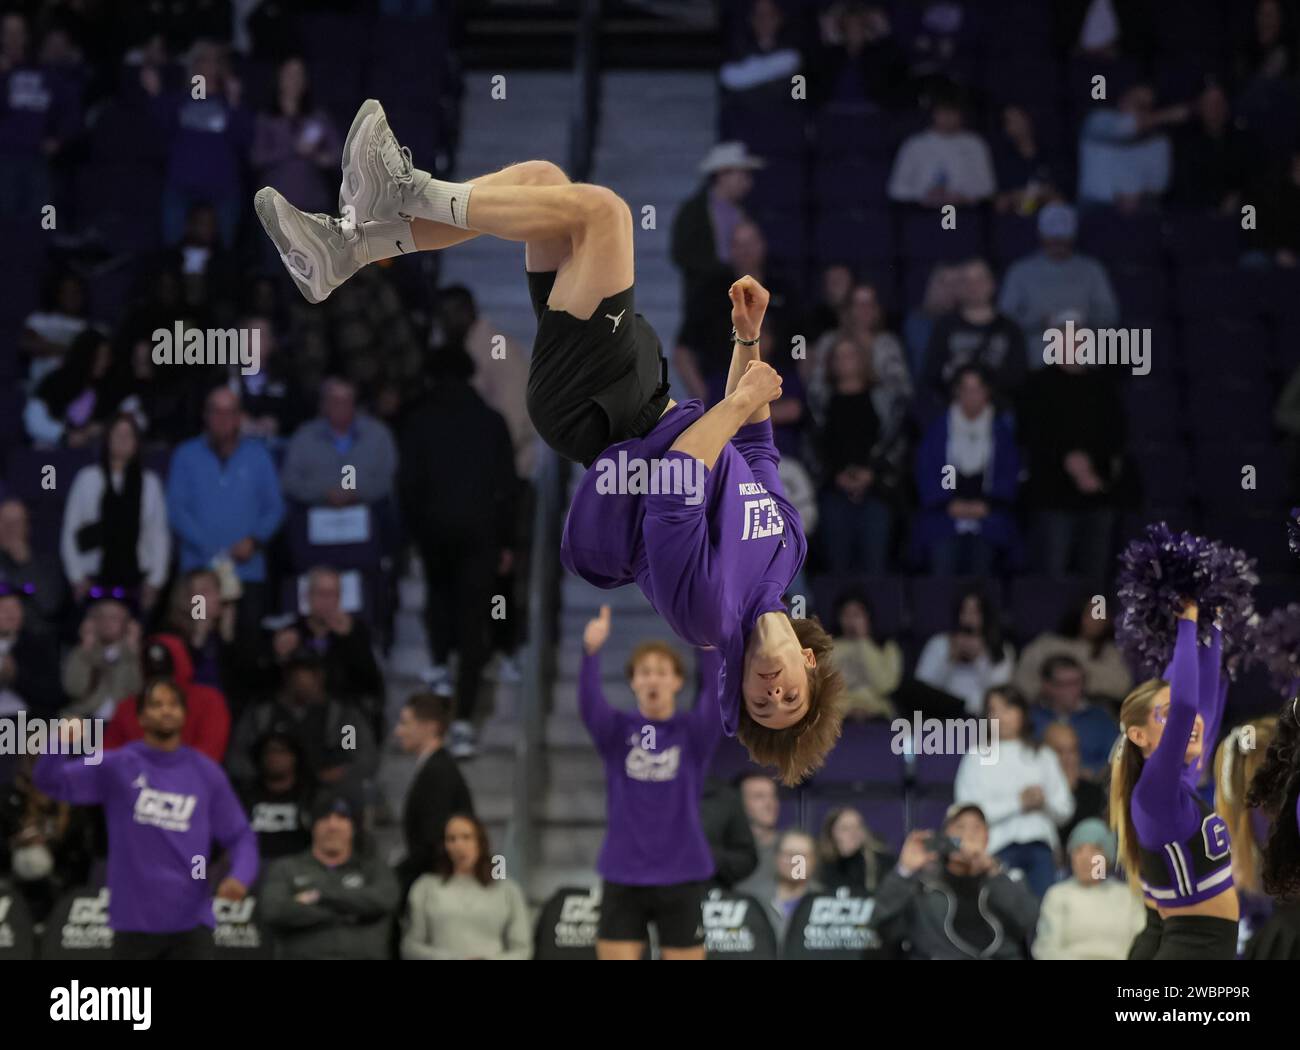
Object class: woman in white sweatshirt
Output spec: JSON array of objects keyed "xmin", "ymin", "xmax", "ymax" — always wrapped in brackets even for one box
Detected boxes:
[
  {"xmin": 59, "ymin": 414, "xmax": 170, "ymax": 613},
  {"xmin": 954, "ymin": 685, "xmax": 1074, "ymax": 899},
  {"xmin": 1032, "ymin": 818, "xmax": 1147, "ymax": 960},
  {"xmin": 401, "ymin": 814, "xmax": 532, "ymax": 960}
]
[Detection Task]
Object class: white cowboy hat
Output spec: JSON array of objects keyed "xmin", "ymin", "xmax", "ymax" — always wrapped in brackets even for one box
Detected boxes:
[{"xmin": 699, "ymin": 141, "xmax": 766, "ymax": 175}]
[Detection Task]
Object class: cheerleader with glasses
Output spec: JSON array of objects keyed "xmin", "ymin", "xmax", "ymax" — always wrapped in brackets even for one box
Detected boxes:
[{"xmin": 1111, "ymin": 602, "xmax": 1239, "ymax": 960}]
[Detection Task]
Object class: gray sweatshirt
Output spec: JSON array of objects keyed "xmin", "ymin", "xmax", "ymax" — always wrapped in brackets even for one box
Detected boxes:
[{"xmin": 401, "ymin": 872, "xmax": 532, "ymax": 960}]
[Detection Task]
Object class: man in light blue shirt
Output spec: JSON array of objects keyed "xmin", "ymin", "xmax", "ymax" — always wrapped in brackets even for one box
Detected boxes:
[
  {"xmin": 1077, "ymin": 83, "xmax": 1187, "ymax": 209},
  {"xmin": 166, "ymin": 385, "xmax": 286, "ymax": 594}
]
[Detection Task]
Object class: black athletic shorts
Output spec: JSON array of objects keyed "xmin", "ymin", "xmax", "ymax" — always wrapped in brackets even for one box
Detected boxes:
[
  {"xmin": 112, "ymin": 925, "xmax": 215, "ymax": 961},
  {"xmin": 525, "ymin": 269, "xmax": 671, "ymax": 468},
  {"xmin": 598, "ymin": 878, "xmax": 708, "ymax": 949},
  {"xmin": 1127, "ymin": 909, "xmax": 1238, "ymax": 961}
]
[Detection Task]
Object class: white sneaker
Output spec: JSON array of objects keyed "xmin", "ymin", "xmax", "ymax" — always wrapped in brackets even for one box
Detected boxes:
[
  {"xmin": 339, "ymin": 98, "xmax": 429, "ymax": 224},
  {"xmin": 448, "ymin": 720, "xmax": 477, "ymax": 760},
  {"xmin": 253, "ymin": 187, "xmax": 365, "ymax": 304}
]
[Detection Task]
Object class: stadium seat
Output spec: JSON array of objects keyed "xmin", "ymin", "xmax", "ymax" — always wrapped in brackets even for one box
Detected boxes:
[
  {"xmin": 898, "ymin": 209, "xmax": 985, "ymax": 263},
  {"xmin": 812, "ymin": 207, "xmax": 892, "ymax": 266},
  {"xmin": 1129, "ymin": 443, "xmax": 1195, "ymax": 511},
  {"xmin": 811, "ymin": 158, "xmax": 891, "ymax": 211},
  {"xmin": 1077, "ymin": 209, "xmax": 1163, "ymax": 266},
  {"xmin": 1163, "ymin": 212, "xmax": 1243, "ymax": 268},
  {"xmin": 1008, "ymin": 576, "xmax": 1097, "ymax": 645},
  {"xmin": 812, "ymin": 720, "xmax": 905, "ymax": 788},
  {"xmin": 989, "ymin": 211, "xmax": 1038, "ymax": 267},
  {"xmin": 811, "ymin": 573, "xmax": 906, "ymax": 639},
  {"xmin": 907, "ymin": 577, "xmax": 1004, "ymax": 646},
  {"xmin": 812, "ymin": 107, "xmax": 895, "ymax": 161},
  {"xmin": 748, "ymin": 155, "xmax": 808, "ymax": 215},
  {"xmin": 1174, "ymin": 265, "xmax": 1254, "ymax": 319}
]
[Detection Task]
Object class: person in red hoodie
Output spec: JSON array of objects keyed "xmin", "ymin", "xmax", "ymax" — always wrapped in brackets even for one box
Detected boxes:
[{"xmin": 104, "ymin": 634, "xmax": 231, "ymax": 762}]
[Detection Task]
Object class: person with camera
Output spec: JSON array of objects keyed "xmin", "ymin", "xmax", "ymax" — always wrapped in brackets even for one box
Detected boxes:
[
  {"xmin": 870, "ymin": 803, "xmax": 1040, "ymax": 959},
  {"xmin": 61, "ymin": 599, "xmax": 143, "ymax": 720}
]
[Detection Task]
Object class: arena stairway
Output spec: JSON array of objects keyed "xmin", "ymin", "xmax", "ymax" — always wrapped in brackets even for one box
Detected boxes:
[
  {"xmin": 529, "ymin": 70, "xmax": 719, "ymax": 904},
  {"xmin": 373, "ymin": 71, "xmax": 574, "ymax": 882},
  {"xmin": 376, "ymin": 69, "xmax": 719, "ymax": 906}
]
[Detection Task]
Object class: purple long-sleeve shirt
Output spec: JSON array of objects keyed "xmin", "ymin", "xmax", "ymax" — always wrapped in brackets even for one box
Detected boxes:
[
  {"xmin": 580, "ymin": 647, "xmax": 723, "ymax": 885},
  {"xmin": 153, "ymin": 91, "xmax": 252, "ymax": 198},
  {"xmin": 561, "ymin": 405, "xmax": 806, "ymax": 736},
  {"xmin": 34, "ymin": 741, "xmax": 258, "ymax": 933},
  {"xmin": 1132, "ymin": 620, "xmax": 1232, "ymax": 906}
]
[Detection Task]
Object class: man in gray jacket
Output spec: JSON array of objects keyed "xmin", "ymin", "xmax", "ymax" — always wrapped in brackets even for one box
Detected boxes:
[
  {"xmin": 281, "ymin": 376, "xmax": 396, "ymax": 508},
  {"xmin": 871, "ymin": 803, "xmax": 1040, "ymax": 960},
  {"xmin": 259, "ymin": 790, "xmax": 401, "ymax": 960}
]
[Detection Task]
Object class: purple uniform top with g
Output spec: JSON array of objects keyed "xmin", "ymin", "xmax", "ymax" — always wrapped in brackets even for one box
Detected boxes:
[
  {"xmin": 579, "ymin": 647, "xmax": 723, "ymax": 885},
  {"xmin": 561, "ymin": 404, "xmax": 806, "ymax": 736},
  {"xmin": 1131, "ymin": 620, "xmax": 1233, "ymax": 907}
]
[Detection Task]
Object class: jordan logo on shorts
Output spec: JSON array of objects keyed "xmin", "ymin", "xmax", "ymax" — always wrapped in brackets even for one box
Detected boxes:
[{"xmin": 605, "ymin": 308, "xmax": 626, "ymax": 333}]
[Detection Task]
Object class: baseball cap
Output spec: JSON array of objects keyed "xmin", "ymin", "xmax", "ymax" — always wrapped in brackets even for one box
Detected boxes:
[
  {"xmin": 943, "ymin": 802, "xmax": 986, "ymax": 827},
  {"xmin": 1038, "ymin": 201, "xmax": 1077, "ymax": 240}
]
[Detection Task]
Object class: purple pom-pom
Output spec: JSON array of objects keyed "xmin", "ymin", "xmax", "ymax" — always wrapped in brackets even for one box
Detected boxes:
[
  {"xmin": 1249, "ymin": 604, "xmax": 1300, "ymax": 696},
  {"xmin": 1115, "ymin": 523, "xmax": 1259, "ymax": 680},
  {"xmin": 1288, "ymin": 508, "xmax": 1300, "ymax": 559}
]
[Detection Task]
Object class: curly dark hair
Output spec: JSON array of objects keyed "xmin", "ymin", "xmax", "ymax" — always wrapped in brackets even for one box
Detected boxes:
[{"xmin": 1245, "ymin": 696, "xmax": 1300, "ymax": 900}]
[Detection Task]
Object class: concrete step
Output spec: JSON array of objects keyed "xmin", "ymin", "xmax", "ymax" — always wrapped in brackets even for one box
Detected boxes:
[{"xmin": 538, "ymin": 825, "xmax": 606, "ymax": 869}]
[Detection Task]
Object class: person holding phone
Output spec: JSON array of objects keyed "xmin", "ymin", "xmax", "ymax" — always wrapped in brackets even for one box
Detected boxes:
[{"xmin": 870, "ymin": 803, "xmax": 1040, "ymax": 959}]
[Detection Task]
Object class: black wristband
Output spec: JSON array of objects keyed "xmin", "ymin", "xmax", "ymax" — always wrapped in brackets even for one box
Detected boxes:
[{"xmin": 731, "ymin": 327, "xmax": 760, "ymax": 347}]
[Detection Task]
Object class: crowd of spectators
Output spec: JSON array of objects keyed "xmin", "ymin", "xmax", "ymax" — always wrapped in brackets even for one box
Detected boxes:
[
  {"xmin": 3, "ymin": 0, "xmax": 1300, "ymax": 960},
  {"xmin": 0, "ymin": 3, "xmax": 539, "ymax": 960},
  {"xmin": 696, "ymin": 0, "xmax": 1300, "ymax": 593}
]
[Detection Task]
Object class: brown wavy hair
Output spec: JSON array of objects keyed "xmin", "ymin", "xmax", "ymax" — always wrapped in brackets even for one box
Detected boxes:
[
  {"xmin": 737, "ymin": 614, "xmax": 845, "ymax": 786},
  {"xmin": 1109, "ymin": 678, "xmax": 1165, "ymax": 894}
]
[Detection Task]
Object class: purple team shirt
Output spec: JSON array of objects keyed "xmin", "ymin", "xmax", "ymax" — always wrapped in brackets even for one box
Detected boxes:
[
  {"xmin": 580, "ymin": 647, "xmax": 723, "ymax": 884},
  {"xmin": 561, "ymin": 403, "xmax": 806, "ymax": 736},
  {"xmin": 35, "ymin": 741, "xmax": 259, "ymax": 933}
]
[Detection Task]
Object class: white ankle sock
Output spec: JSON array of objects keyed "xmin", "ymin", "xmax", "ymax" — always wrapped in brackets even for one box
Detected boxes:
[
  {"xmin": 406, "ymin": 176, "xmax": 475, "ymax": 228},
  {"xmin": 360, "ymin": 218, "xmax": 416, "ymax": 262}
]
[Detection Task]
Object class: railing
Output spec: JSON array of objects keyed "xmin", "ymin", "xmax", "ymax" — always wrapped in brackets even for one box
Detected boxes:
[{"xmin": 508, "ymin": 0, "xmax": 599, "ymax": 896}]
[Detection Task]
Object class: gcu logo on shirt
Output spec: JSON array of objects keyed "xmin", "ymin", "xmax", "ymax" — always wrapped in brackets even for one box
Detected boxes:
[
  {"xmin": 625, "ymin": 744, "xmax": 682, "ymax": 782},
  {"xmin": 740, "ymin": 497, "xmax": 785, "ymax": 541},
  {"xmin": 703, "ymin": 898, "xmax": 748, "ymax": 928},
  {"xmin": 133, "ymin": 787, "xmax": 197, "ymax": 832},
  {"xmin": 251, "ymin": 802, "xmax": 299, "ymax": 833}
]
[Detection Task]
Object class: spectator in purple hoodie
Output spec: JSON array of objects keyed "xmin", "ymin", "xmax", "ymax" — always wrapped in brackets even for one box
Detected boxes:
[
  {"xmin": 142, "ymin": 39, "xmax": 252, "ymax": 247},
  {"xmin": 0, "ymin": 13, "xmax": 81, "ymax": 221},
  {"xmin": 34, "ymin": 677, "xmax": 258, "ymax": 960},
  {"xmin": 581, "ymin": 605, "xmax": 724, "ymax": 960}
]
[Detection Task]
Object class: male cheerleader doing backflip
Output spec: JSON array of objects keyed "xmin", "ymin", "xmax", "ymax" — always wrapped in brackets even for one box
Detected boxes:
[
  {"xmin": 1110, "ymin": 604, "xmax": 1239, "ymax": 960},
  {"xmin": 255, "ymin": 100, "xmax": 844, "ymax": 784}
]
